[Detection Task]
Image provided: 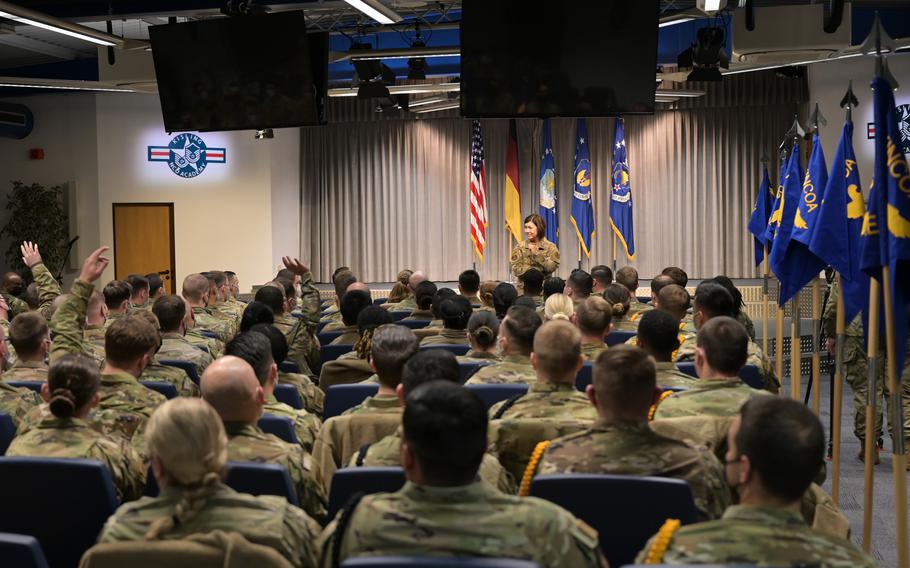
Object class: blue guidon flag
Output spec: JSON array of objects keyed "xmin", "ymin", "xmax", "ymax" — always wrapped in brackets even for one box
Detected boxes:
[{"xmin": 148, "ymin": 133, "xmax": 226, "ymax": 179}]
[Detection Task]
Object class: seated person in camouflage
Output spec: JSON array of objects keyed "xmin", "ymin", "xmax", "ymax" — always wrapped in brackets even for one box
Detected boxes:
[
  {"xmin": 8, "ymin": 353, "xmax": 144, "ymax": 501},
  {"xmin": 603, "ymin": 283, "xmax": 637, "ymax": 332},
  {"xmin": 574, "ymin": 296, "xmax": 611, "ymax": 361},
  {"xmin": 320, "ymin": 380, "xmax": 607, "ymax": 568},
  {"xmin": 224, "ymin": 270, "xmax": 245, "ymax": 307},
  {"xmin": 17, "ymin": 241, "xmax": 62, "ymax": 321},
  {"xmin": 458, "ymin": 311, "xmax": 501, "ymax": 364},
  {"xmin": 420, "ymin": 296, "xmax": 473, "ymax": 346},
  {"xmin": 101, "ymin": 280, "xmax": 131, "ymax": 331},
  {"xmin": 225, "ymin": 331, "xmax": 321, "ymax": 453},
  {"xmin": 478, "ymin": 280, "xmax": 498, "ymax": 313},
  {"xmin": 564, "ymin": 269, "xmax": 593, "ymax": 306},
  {"xmin": 349, "ymin": 351, "xmax": 515, "ymax": 494},
  {"xmin": 97, "ymin": 397, "xmax": 321, "ymax": 568},
  {"xmin": 201, "ymin": 355, "xmax": 326, "ymax": 523},
  {"xmin": 153, "ymin": 294, "xmax": 214, "ymax": 377},
  {"xmin": 257, "ymin": 283, "xmax": 320, "ymax": 377},
  {"xmin": 3, "ymin": 312, "xmax": 50, "ymax": 381},
  {"xmin": 520, "ymin": 268, "xmax": 545, "ymax": 308},
  {"xmin": 652, "ymin": 317, "xmax": 771, "ymax": 420},
  {"xmin": 320, "ymin": 307, "xmax": 393, "ymax": 388},
  {"xmin": 542, "ymin": 276, "xmax": 566, "ymax": 303},
  {"xmin": 489, "ymin": 321, "xmax": 596, "ymax": 422},
  {"xmin": 422, "ymin": 287, "xmax": 456, "ymax": 330},
  {"xmin": 458, "ymin": 269, "xmax": 482, "ymax": 308},
  {"xmin": 345, "ymin": 323, "xmax": 417, "ymax": 412},
  {"xmin": 130, "ymin": 309, "xmax": 199, "ymax": 398},
  {"xmin": 0, "ymin": 326, "xmax": 41, "ymax": 427},
  {"xmin": 648, "ymin": 274, "xmax": 675, "ymax": 306},
  {"xmin": 636, "ymin": 309, "xmax": 696, "ymax": 389},
  {"xmin": 252, "ymin": 323, "xmax": 324, "ymax": 416},
  {"xmin": 675, "ymin": 282, "xmax": 778, "ymax": 393},
  {"xmin": 661, "ymin": 266, "xmax": 689, "ymax": 288},
  {"xmin": 208, "ymin": 270, "xmax": 243, "ymax": 323},
  {"xmin": 466, "ymin": 305, "xmax": 540, "ymax": 385},
  {"xmin": 320, "ymin": 272, "xmax": 359, "ymax": 327},
  {"xmin": 639, "ymin": 397, "xmax": 876, "ymax": 567},
  {"xmin": 181, "ymin": 273, "xmax": 234, "ymax": 343},
  {"xmin": 327, "ymin": 289, "xmax": 372, "ymax": 344},
  {"xmin": 383, "ymin": 270, "xmax": 425, "ymax": 312},
  {"xmin": 616, "ymin": 266, "xmax": 651, "ymax": 317},
  {"xmin": 544, "ymin": 293, "xmax": 574, "ymax": 322},
  {"xmin": 126, "ymin": 274, "xmax": 150, "ymax": 311},
  {"xmin": 241, "ymin": 301, "xmax": 275, "ymax": 332},
  {"xmin": 590, "ymin": 265, "xmax": 612, "ymax": 295},
  {"xmin": 529, "ymin": 346, "xmax": 730, "ymax": 522},
  {"xmin": 655, "ymin": 284, "xmax": 694, "ymax": 334},
  {"xmin": 492, "ymin": 282, "xmax": 518, "ymax": 319},
  {"xmin": 260, "ymin": 280, "xmax": 296, "ymax": 335},
  {"xmin": 401, "ymin": 280, "xmax": 437, "ymax": 321},
  {"xmin": 710, "ymin": 275, "xmax": 756, "ymax": 342},
  {"xmin": 146, "ymin": 272, "xmax": 166, "ymax": 303},
  {"xmin": 385, "ymin": 269, "xmax": 413, "ymax": 305}
]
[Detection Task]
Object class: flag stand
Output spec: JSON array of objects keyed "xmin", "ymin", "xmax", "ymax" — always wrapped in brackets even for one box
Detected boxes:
[
  {"xmin": 762, "ymin": 246, "xmax": 770, "ymax": 358},
  {"xmin": 790, "ymin": 292, "xmax": 801, "ymax": 400},
  {"xmin": 862, "ymin": 279, "xmax": 881, "ymax": 552},
  {"xmin": 811, "ymin": 280, "xmax": 822, "ymax": 415},
  {"xmin": 612, "ymin": 233, "xmax": 617, "ymax": 275},
  {"xmin": 832, "ymin": 274, "xmax": 845, "ymax": 506},
  {"xmin": 776, "ymin": 305, "xmax": 785, "ymax": 396},
  {"xmin": 577, "ymin": 241, "xmax": 582, "ymax": 271}
]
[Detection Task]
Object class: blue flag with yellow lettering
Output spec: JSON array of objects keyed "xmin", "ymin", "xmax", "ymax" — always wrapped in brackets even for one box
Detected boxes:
[
  {"xmin": 763, "ymin": 156, "xmax": 787, "ymax": 244},
  {"xmin": 809, "ymin": 120, "xmax": 868, "ymax": 323},
  {"xmin": 769, "ymin": 148, "xmax": 804, "ymax": 306},
  {"xmin": 539, "ymin": 118, "xmax": 558, "ymax": 245},
  {"xmin": 860, "ymin": 75, "xmax": 910, "ymax": 372},
  {"xmin": 748, "ymin": 164, "xmax": 773, "ymax": 266},
  {"xmin": 610, "ymin": 118, "xmax": 635, "ymax": 259},
  {"xmin": 571, "ymin": 118, "xmax": 595, "ymax": 257}
]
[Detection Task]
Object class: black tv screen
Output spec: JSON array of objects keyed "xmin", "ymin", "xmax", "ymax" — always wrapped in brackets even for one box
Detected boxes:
[
  {"xmin": 149, "ymin": 12, "xmax": 323, "ymax": 132},
  {"xmin": 460, "ymin": 0, "xmax": 659, "ymax": 117}
]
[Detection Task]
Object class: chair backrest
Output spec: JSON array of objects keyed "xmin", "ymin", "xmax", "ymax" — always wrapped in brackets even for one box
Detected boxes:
[
  {"xmin": 465, "ymin": 384, "xmax": 528, "ymax": 409},
  {"xmin": 140, "ymin": 381, "xmax": 178, "ymax": 399},
  {"xmin": 636, "ymin": 296, "xmax": 652, "ymax": 304},
  {"xmin": 574, "ymin": 362, "xmax": 594, "ymax": 392},
  {"xmin": 397, "ymin": 319, "xmax": 431, "ymax": 330},
  {"xmin": 321, "ymin": 344, "xmax": 355, "ymax": 365},
  {"xmin": 316, "ymin": 321, "xmax": 329, "ymax": 335},
  {"xmin": 676, "ymin": 362, "xmax": 697, "ymax": 378},
  {"xmin": 419, "ymin": 344, "xmax": 471, "ymax": 356},
  {"xmin": 278, "ymin": 360, "xmax": 301, "ymax": 374},
  {"xmin": 0, "ymin": 457, "xmax": 118, "ymax": 568},
  {"xmin": 274, "ymin": 384, "xmax": 304, "ymax": 410},
  {"xmin": 224, "ymin": 461, "xmax": 299, "ymax": 506},
  {"xmin": 530, "ymin": 474, "xmax": 697, "ymax": 568},
  {"xmin": 739, "ymin": 364, "xmax": 763, "ymax": 389},
  {"xmin": 373, "ymin": 298, "xmax": 388, "ymax": 306},
  {"xmin": 318, "ymin": 331, "xmax": 346, "ymax": 345},
  {"xmin": 342, "ymin": 557, "xmax": 541, "ymax": 568},
  {"xmin": 605, "ymin": 330, "xmax": 636, "ymax": 347},
  {"xmin": 458, "ymin": 361, "xmax": 493, "ymax": 383},
  {"xmin": 158, "ymin": 359, "xmax": 200, "ymax": 384},
  {"xmin": 6, "ymin": 381, "xmax": 42, "ymax": 394},
  {"xmin": 0, "ymin": 532, "xmax": 49, "ymax": 568},
  {"xmin": 258, "ymin": 415, "xmax": 299, "ymax": 444},
  {"xmin": 199, "ymin": 330, "xmax": 220, "ymax": 340},
  {"xmin": 0, "ymin": 413, "xmax": 16, "ymax": 455},
  {"xmin": 324, "ymin": 384, "xmax": 380, "ymax": 420},
  {"xmin": 388, "ymin": 311, "xmax": 411, "ymax": 322},
  {"xmin": 327, "ymin": 467, "xmax": 406, "ymax": 521}
]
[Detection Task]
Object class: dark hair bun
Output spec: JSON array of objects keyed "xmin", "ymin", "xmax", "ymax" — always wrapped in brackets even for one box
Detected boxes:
[{"xmin": 48, "ymin": 387, "xmax": 76, "ymax": 419}]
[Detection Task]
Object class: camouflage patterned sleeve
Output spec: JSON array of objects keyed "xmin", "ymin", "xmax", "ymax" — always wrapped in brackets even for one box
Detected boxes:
[
  {"xmin": 49, "ymin": 279, "xmax": 94, "ymax": 364},
  {"xmin": 3, "ymin": 293, "xmax": 29, "ymax": 318},
  {"xmin": 822, "ymin": 279, "xmax": 837, "ymax": 337},
  {"xmin": 90, "ymin": 439, "xmax": 146, "ymax": 503},
  {"xmin": 688, "ymin": 448, "xmax": 733, "ymax": 521},
  {"xmin": 532, "ymin": 505, "xmax": 606, "ymax": 568},
  {"xmin": 31, "ymin": 262, "xmax": 62, "ymax": 320},
  {"xmin": 534, "ymin": 241, "xmax": 560, "ymax": 275},
  {"xmin": 509, "ymin": 242, "xmax": 531, "ymax": 277},
  {"xmin": 284, "ymin": 503, "xmax": 322, "ymax": 568},
  {"xmin": 299, "ymin": 271, "xmax": 322, "ymax": 329},
  {"xmin": 287, "ymin": 320, "xmax": 320, "ymax": 374},
  {"xmin": 291, "ymin": 447, "xmax": 328, "ymax": 525}
]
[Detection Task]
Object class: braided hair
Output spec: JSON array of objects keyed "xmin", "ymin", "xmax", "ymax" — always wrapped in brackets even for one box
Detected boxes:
[
  {"xmin": 354, "ymin": 306, "xmax": 393, "ymax": 360},
  {"xmin": 47, "ymin": 354, "xmax": 100, "ymax": 419}
]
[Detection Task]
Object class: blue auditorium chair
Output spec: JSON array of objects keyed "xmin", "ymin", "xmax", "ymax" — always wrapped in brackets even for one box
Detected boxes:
[
  {"xmin": 318, "ymin": 331, "xmax": 346, "ymax": 345},
  {"xmin": 575, "ymin": 362, "xmax": 594, "ymax": 392},
  {"xmin": 5, "ymin": 381, "xmax": 41, "ymax": 395},
  {"xmin": 0, "ymin": 413, "xmax": 16, "ymax": 455},
  {"xmin": 420, "ymin": 344, "xmax": 471, "ymax": 356},
  {"xmin": 258, "ymin": 414, "xmax": 298, "ymax": 444},
  {"xmin": 279, "ymin": 360, "xmax": 302, "ymax": 374},
  {"xmin": 636, "ymin": 296, "xmax": 652, "ymax": 304},
  {"xmin": 388, "ymin": 311, "xmax": 411, "ymax": 322},
  {"xmin": 465, "ymin": 384, "xmax": 528, "ymax": 409},
  {"xmin": 373, "ymin": 298, "xmax": 388, "ymax": 306},
  {"xmin": 324, "ymin": 384, "xmax": 379, "ymax": 420},
  {"xmin": 676, "ymin": 362, "xmax": 764, "ymax": 389},
  {"xmin": 397, "ymin": 320, "xmax": 431, "ymax": 330},
  {"xmin": 0, "ymin": 533, "xmax": 49, "ymax": 568},
  {"xmin": 343, "ymin": 558, "xmax": 541, "ymax": 568},
  {"xmin": 224, "ymin": 461, "xmax": 299, "ymax": 506},
  {"xmin": 158, "ymin": 359, "xmax": 200, "ymax": 384},
  {"xmin": 677, "ymin": 362, "xmax": 698, "ymax": 378},
  {"xmin": 317, "ymin": 321, "xmax": 329, "ymax": 334},
  {"xmin": 328, "ymin": 467, "xmax": 406, "ymax": 521},
  {"xmin": 140, "ymin": 381, "xmax": 178, "ymax": 399},
  {"xmin": 458, "ymin": 361, "xmax": 493, "ymax": 383},
  {"xmin": 274, "ymin": 384, "xmax": 304, "ymax": 409},
  {"xmin": 605, "ymin": 330, "xmax": 636, "ymax": 346},
  {"xmin": 199, "ymin": 330, "xmax": 220, "ymax": 340}
]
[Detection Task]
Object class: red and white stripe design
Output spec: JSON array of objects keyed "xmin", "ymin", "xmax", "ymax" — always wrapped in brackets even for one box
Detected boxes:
[
  {"xmin": 470, "ymin": 120, "xmax": 488, "ymax": 260},
  {"xmin": 204, "ymin": 149, "xmax": 226, "ymax": 162}
]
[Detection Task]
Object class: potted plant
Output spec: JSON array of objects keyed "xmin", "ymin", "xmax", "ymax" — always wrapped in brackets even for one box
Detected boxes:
[{"xmin": 0, "ymin": 181, "xmax": 70, "ymax": 275}]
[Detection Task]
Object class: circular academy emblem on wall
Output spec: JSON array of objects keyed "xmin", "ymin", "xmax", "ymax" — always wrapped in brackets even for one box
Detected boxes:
[
  {"xmin": 167, "ymin": 133, "xmax": 208, "ymax": 178},
  {"xmin": 897, "ymin": 104, "xmax": 910, "ymax": 156}
]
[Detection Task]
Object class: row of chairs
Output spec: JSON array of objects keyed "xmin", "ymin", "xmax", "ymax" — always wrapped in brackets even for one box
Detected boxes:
[{"xmin": 316, "ymin": 329, "xmax": 639, "ymax": 349}]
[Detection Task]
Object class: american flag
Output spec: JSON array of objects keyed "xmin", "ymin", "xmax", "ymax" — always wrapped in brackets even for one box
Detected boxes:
[{"xmin": 470, "ymin": 120, "xmax": 489, "ymax": 260}]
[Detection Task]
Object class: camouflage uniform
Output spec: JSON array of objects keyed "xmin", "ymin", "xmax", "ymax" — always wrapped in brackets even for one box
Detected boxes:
[
  {"xmin": 49, "ymin": 279, "xmax": 104, "ymax": 364},
  {"xmin": 319, "ymin": 311, "xmax": 343, "ymax": 328},
  {"xmin": 319, "ymin": 480, "xmax": 605, "ymax": 568},
  {"xmin": 456, "ymin": 351, "xmax": 500, "ymax": 366},
  {"xmin": 627, "ymin": 297, "xmax": 653, "ymax": 318},
  {"xmin": 329, "ymin": 327, "xmax": 360, "ymax": 346},
  {"xmin": 509, "ymin": 239, "xmax": 560, "ymax": 278},
  {"xmin": 638, "ymin": 505, "xmax": 876, "ymax": 567},
  {"xmin": 581, "ymin": 341, "xmax": 606, "ymax": 361},
  {"xmin": 420, "ymin": 328, "xmax": 470, "ymax": 346},
  {"xmin": 185, "ymin": 328, "xmax": 224, "ymax": 359},
  {"xmin": 655, "ymin": 361, "xmax": 698, "ymax": 389},
  {"xmin": 158, "ymin": 331, "xmax": 214, "ymax": 377},
  {"xmin": 489, "ymin": 382, "xmax": 598, "ymax": 422},
  {"xmin": 191, "ymin": 306, "xmax": 234, "ymax": 343},
  {"xmin": 7, "ymin": 416, "xmax": 145, "ymax": 502},
  {"xmin": 296, "ymin": 272, "xmax": 323, "ymax": 330},
  {"xmin": 0, "ymin": 381, "xmax": 40, "ymax": 427},
  {"xmin": 25, "ymin": 262, "xmax": 63, "ymax": 320},
  {"xmin": 224, "ymin": 421, "xmax": 326, "ymax": 523},
  {"xmin": 212, "ymin": 300, "xmax": 243, "ymax": 323},
  {"xmin": 347, "ymin": 426, "xmax": 516, "ymax": 494},
  {"xmin": 465, "ymin": 354, "xmax": 536, "ymax": 385},
  {"xmin": 401, "ymin": 308, "xmax": 433, "ymax": 321},
  {"xmin": 318, "ymin": 358, "xmax": 373, "ymax": 391},
  {"xmin": 341, "ymin": 394, "xmax": 401, "ymax": 416},
  {"xmin": 737, "ymin": 311, "xmax": 756, "ymax": 342},
  {"xmin": 279, "ymin": 371, "xmax": 325, "ymax": 416},
  {"xmin": 387, "ymin": 295, "xmax": 418, "ymax": 312},
  {"xmin": 97, "ymin": 483, "xmax": 321, "ymax": 568},
  {"xmin": 652, "ymin": 377, "xmax": 772, "ymax": 420},
  {"xmin": 488, "ymin": 419, "xmax": 590, "ymax": 482},
  {"xmin": 264, "ymin": 393, "xmax": 321, "ymax": 453},
  {"xmin": 1, "ymin": 359, "xmax": 48, "ymax": 382},
  {"xmin": 675, "ymin": 334, "xmax": 779, "ymax": 394},
  {"xmin": 141, "ymin": 357, "xmax": 199, "ymax": 397},
  {"xmin": 285, "ymin": 316, "xmax": 321, "ymax": 378},
  {"xmin": 534, "ymin": 423, "xmax": 731, "ymax": 521},
  {"xmin": 611, "ymin": 314, "xmax": 639, "ymax": 332}
]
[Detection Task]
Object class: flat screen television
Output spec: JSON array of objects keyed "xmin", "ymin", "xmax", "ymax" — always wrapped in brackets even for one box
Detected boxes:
[
  {"xmin": 149, "ymin": 12, "xmax": 325, "ymax": 132},
  {"xmin": 460, "ymin": 0, "xmax": 659, "ymax": 117}
]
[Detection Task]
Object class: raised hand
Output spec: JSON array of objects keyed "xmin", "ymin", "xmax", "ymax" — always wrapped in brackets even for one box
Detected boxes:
[
  {"xmin": 20, "ymin": 241, "xmax": 42, "ymax": 268},
  {"xmin": 282, "ymin": 256, "xmax": 310, "ymax": 275},
  {"xmin": 79, "ymin": 246, "xmax": 111, "ymax": 283}
]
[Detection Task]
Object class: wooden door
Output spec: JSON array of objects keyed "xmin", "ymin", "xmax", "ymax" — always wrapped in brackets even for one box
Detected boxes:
[{"xmin": 112, "ymin": 203, "xmax": 176, "ymax": 294}]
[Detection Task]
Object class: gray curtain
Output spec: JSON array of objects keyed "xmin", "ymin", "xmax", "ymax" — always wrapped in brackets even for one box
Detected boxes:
[{"xmin": 301, "ymin": 72, "xmax": 807, "ymax": 283}]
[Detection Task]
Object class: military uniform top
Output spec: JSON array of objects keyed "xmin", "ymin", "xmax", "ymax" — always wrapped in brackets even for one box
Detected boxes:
[
  {"xmin": 49, "ymin": 278, "xmax": 102, "ymax": 364},
  {"xmin": 737, "ymin": 310, "xmax": 756, "ymax": 342},
  {"xmin": 465, "ymin": 354, "xmax": 536, "ymax": 385},
  {"xmin": 294, "ymin": 271, "xmax": 323, "ymax": 330},
  {"xmin": 224, "ymin": 421, "xmax": 326, "ymax": 524},
  {"xmin": 610, "ymin": 313, "xmax": 639, "ymax": 332},
  {"xmin": 264, "ymin": 392, "xmax": 321, "ymax": 453},
  {"xmin": 655, "ymin": 361, "xmax": 697, "ymax": 389},
  {"xmin": 419, "ymin": 328, "xmax": 470, "ymax": 346},
  {"xmin": 822, "ymin": 279, "xmax": 863, "ymax": 338},
  {"xmin": 191, "ymin": 306, "xmax": 234, "ymax": 343},
  {"xmin": 277, "ymin": 313, "xmax": 320, "ymax": 378},
  {"xmin": 536, "ymin": 422, "xmax": 731, "ymax": 521},
  {"xmin": 1, "ymin": 359, "xmax": 48, "ymax": 382},
  {"xmin": 279, "ymin": 371, "xmax": 325, "ymax": 416},
  {"xmin": 0, "ymin": 381, "xmax": 40, "ymax": 427},
  {"xmin": 509, "ymin": 238, "xmax": 560, "ymax": 278},
  {"xmin": 675, "ymin": 333, "xmax": 779, "ymax": 393},
  {"xmin": 638, "ymin": 505, "xmax": 877, "ymax": 568},
  {"xmin": 321, "ymin": 319, "xmax": 350, "ymax": 334},
  {"xmin": 28, "ymin": 262, "xmax": 63, "ymax": 320},
  {"xmin": 581, "ymin": 341, "xmax": 606, "ymax": 361},
  {"xmin": 158, "ymin": 332, "xmax": 213, "ymax": 377},
  {"xmin": 320, "ymin": 480, "xmax": 604, "ymax": 568},
  {"xmin": 456, "ymin": 351, "xmax": 500, "ymax": 366},
  {"xmin": 402, "ymin": 308, "xmax": 433, "ymax": 321},
  {"xmin": 186, "ymin": 328, "xmax": 224, "ymax": 359},
  {"xmin": 141, "ymin": 357, "xmax": 199, "ymax": 398},
  {"xmin": 488, "ymin": 382, "xmax": 598, "ymax": 422},
  {"xmin": 97, "ymin": 483, "xmax": 320, "ymax": 568},
  {"xmin": 8, "ymin": 416, "xmax": 145, "ymax": 502},
  {"xmin": 319, "ymin": 311, "xmax": 343, "ymax": 328},
  {"xmin": 653, "ymin": 377, "xmax": 771, "ymax": 420},
  {"xmin": 329, "ymin": 327, "xmax": 360, "ymax": 346},
  {"xmin": 387, "ymin": 294, "xmax": 418, "ymax": 312},
  {"xmin": 627, "ymin": 296, "xmax": 653, "ymax": 318},
  {"xmin": 341, "ymin": 394, "xmax": 402, "ymax": 416}
]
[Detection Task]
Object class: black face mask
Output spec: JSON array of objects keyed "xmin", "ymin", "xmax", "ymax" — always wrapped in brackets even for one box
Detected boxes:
[{"xmin": 7, "ymin": 284, "xmax": 23, "ymax": 297}]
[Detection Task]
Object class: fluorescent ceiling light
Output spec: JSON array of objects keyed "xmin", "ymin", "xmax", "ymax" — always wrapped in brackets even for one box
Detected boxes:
[
  {"xmin": 341, "ymin": 45, "xmax": 460, "ymax": 62},
  {"xmin": 413, "ymin": 101, "xmax": 460, "ymax": 113},
  {"xmin": 329, "ymin": 82, "xmax": 460, "ymax": 97},
  {"xmin": 655, "ymin": 89, "xmax": 705, "ymax": 98},
  {"xmin": 659, "ymin": 17, "xmax": 695, "ymax": 28},
  {"xmin": 408, "ymin": 96, "xmax": 451, "ymax": 108},
  {"xmin": 0, "ymin": 1, "xmax": 120, "ymax": 46},
  {"xmin": 0, "ymin": 77, "xmax": 134, "ymax": 92},
  {"xmin": 723, "ymin": 51, "xmax": 865, "ymax": 76},
  {"xmin": 342, "ymin": 0, "xmax": 403, "ymax": 25}
]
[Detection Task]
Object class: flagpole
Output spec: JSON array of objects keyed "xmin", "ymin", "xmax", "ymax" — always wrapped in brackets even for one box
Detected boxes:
[
  {"xmin": 790, "ymin": 292, "xmax": 801, "ymax": 400},
  {"xmin": 832, "ymin": 274, "xmax": 845, "ymax": 506},
  {"xmin": 811, "ymin": 279, "xmax": 822, "ymax": 415},
  {"xmin": 612, "ymin": 233, "xmax": 617, "ymax": 275},
  {"xmin": 776, "ymin": 305, "xmax": 785, "ymax": 396},
  {"xmin": 577, "ymin": 240, "xmax": 582, "ymax": 271},
  {"xmin": 762, "ymin": 245, "xmax": 770, "ymax": 357},
  {"xmin": 862, "ymin": 278, "xmax": 881, "ymax": 552}
]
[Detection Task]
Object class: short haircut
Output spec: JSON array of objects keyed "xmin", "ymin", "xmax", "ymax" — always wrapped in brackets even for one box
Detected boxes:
[
  {"xmin": 225, "ymin": 271, "xmax": 237, "ymax": 279},
  {"xmin": 593, "ymin": 346, "xmax": 656, "ymax": 412},
  {"xmin": 431, "ymin": 288, "xmax": 458, "ymax": 320},
  {"xmin": 513, "ymin": 296, "xmax": 537, "ymax": 310},
  {"xmin": 615, "ymin": 266, "xmax": 639, "ymax": 293},
  {"xmin": 341, "ymin": 290, "xmax": 373, "ymax": 326},
  {"xmin": 520, "ymin": 268, "xmax": 544, "ymax": 295},
  {"xmin": 275, "ymin": 268, "xmax": 296, "ymax": 283},
  {"xmin": 492, "ymin": 283, "xmax": 518, "ymax": 319},
  {"xmin": 414, "ymin": 281, "xmax": 438, "ymax": 310},
  {"xmin": 737, "ymin": 397, "xmax": 825, "ymax": 502},
  {"xmin": 695, "ymin": 282, "xmax": 736, "ymax": 319},
  {"xmin": 650, "ymin": 275, "xmax": 675, "ymax": 297},
  {"xmin": 467, "ymin": 311, "xmax": 499, "ymax": 349},
  {"xmin": 334, "ymin": 271, "xmax": 357, "ymax": 300},
  {"xmin": 356, "ymin": 305, "xmax": 393, "ymax": 333},
  {"xmin": 440, "ymin": 296, "xmax": 473, "ymax": 330},
  {"xmin": 240, "ymin": 301, "xmax": 275, "ymax": 332},
  {"xmin": 104, "ymin": 314, "xmax": 159, "ymax": 367},
  {"xmin": 661, "ymin": 266, "xmax": 689, "ymax": 287},
  {"xmin": 542, "ymin": 276, "xmax": 566, "ymax": 299},
  {"xmin": 502, "ymin": 305, "xmax": 542, "ymax": 354},
  {"xmin": 591, "ymin": 265, "xmax": 613, "ymax": 287},
  {"xmin": 401, "ymin": 349, "xmax": 460, "ymax": 396},
  {"xmin": 47, "ymin": 354, "xmax": 101, "ymax": 419},
  {"xmin": 249, "ymin": 323, "xmax": 289, "ymax": 368},
  {"xmin": 575, "ymin": 296, "xmax": 612, "ymax": 336},
  {"xmin": 603, "ymin": 283, "xmax": 631, "ymax": 317},
  {"xmin": 254, "ymin": 285, "xmax": 285, "ymax": 314},
  {"xmin": 331, "ymin": 266, "xmax": 351, "ymax": 281},
  {"xmin": 567, "ymin": 269, "xmax": 594, "ymax": 297},
  {"xmin": 145, "ymin": 273, "xmax": 165, "ymax": 297},
  {"xmin": 458, "ymin": 270, "xmax": 480, "ymax": 295},
  {"xmin": 370, "ymin": 324, "xmax": 420, "ymax": 388},
  {"xmin": 9, "ymin": 312, "xmax": 48, "ymax": 356},
  {"xmin": 533, "ymin": 320, "xmax": 581, "ymax": 377},
  {"xmin": 637, "ymin": 309, "xmax": 681, "ymax": 357},
  {"xmin": 697, "ymin": 316, "xmax": 748, "ymax": 375},
  {"xmin": 225, "ymin": 331, "xmax": 274, "ymax": 385},
  {"xmin": 126, "ymin": 274, "xmax": 149, "ymax": 297},
  {"xmin": 403, "ymin": 380, "xmax": 487, "ymax": 485},
  {"xmin": 709, "ymin": 275, "xmax": 745, "ymax": 317},
  {"xmin": 103, "ymin": 280, "xmax": 132, "ymax": 310},
  {"xmin": 658, "ymin": 284, "xmax": 691, "ymax": 316},
  {"xmin": 182, "ymin": 274, "xmax": 210, "ymax": 302},
  {"xmin": 152, "ymin": 295, "xmax": 186, "ymax": 333}
]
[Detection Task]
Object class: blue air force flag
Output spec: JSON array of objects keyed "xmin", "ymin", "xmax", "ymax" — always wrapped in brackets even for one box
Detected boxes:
[
  {"xmin": 769, "ymin": 148, "xmax": 804, "ymax": 306},
  {"xmin": 748, "ymin": 164, "xmax": 773, "ymax": 266},
  {"xmin": 539, "ymin": 118, "xmax": 558, "ymax": 245},
  {"xmin": 610, "ymin": 118, "xmax": 635, "ymax": 259},
  {"xmin": 571, "ymin": 118, "xmax": 595, "ymax": 257}
]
